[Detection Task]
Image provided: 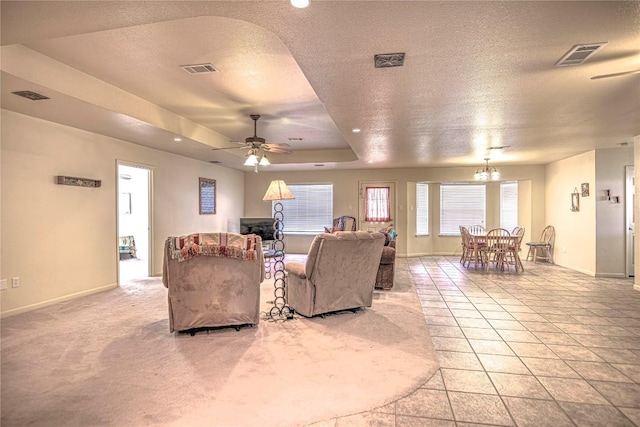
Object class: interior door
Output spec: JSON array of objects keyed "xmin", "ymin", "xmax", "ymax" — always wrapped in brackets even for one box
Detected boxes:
[
  {"xmin": 359, "ymin": 181, "xmax": 396, "ymax": 232},
  {"xmin": 626, "ymin": 166, "xmax": 635, "ymax": 277}
]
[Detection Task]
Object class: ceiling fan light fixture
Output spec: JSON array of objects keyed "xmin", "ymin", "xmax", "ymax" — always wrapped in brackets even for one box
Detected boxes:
[
  {"xmin": 244, "ymin": 150, "xmax": 259, "ymax": 166},
  {"xmin": 259, "ymin": 153, "xmax": 271, "ymax": 166}
]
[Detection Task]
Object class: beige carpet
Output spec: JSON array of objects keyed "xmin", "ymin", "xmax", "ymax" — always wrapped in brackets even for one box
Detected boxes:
[{"xmin": 1, "ymin": 264, "xmax": 438, "ymax": 426}]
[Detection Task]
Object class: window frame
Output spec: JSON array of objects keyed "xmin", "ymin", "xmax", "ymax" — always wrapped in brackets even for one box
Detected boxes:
[
  {"xmin": 439, "ymin": 183, "xmax": 486, "ymax": 236},
  {"xmin": 500, "ymin": 181, "xmax": 518, "ymax": 231},
  {"xmin": 274, "ymin": 183, "xmax": 333, "ymax": 235},
  {"xmin": 416, "ymin": 182, "xmax": 429, "ymax": 236}
]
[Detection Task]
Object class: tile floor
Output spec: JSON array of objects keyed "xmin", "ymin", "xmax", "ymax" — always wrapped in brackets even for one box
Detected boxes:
[{"xmin": 313, "ymin": 256, "xmax": 640, "ymax": 426}]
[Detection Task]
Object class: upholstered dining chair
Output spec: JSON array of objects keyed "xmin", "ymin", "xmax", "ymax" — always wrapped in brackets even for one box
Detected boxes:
[{"xmin": 526, "ymin": 225, "xmax": 555, "ymax": 263}]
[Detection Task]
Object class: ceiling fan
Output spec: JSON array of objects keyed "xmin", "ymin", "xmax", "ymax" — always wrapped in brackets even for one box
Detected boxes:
[
  {"xmin": 591, "ymin": 69, "xmax": 640, "ymax": 80},
  {"xmin": 211, "ymin": 114, "xmax": 293, "ymax": 154}
]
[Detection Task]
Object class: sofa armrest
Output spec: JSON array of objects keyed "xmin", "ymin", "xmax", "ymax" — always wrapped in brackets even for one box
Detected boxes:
[{"xmin": 285, "ymin": 261, "xmax": 306, "ymax": 279}]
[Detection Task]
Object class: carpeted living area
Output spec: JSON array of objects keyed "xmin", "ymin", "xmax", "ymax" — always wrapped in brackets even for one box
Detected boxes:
[{"xmin": 0, "ymin": 257, "xmax": 438, "ymax": 426}]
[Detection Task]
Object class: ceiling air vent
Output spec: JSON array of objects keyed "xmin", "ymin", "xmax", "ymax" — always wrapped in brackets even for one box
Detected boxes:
[
  {"xmin": 180, "ymin": 63, "xmax": 219, "ymax": 74},
  {"xmin": 374, "ymin": 53, "xmax": 405, "ymax": 68},
  {"xmin": 555, "ymin": 43, "xmax": 607, "ymax": 67},
  {"xmin": 12, "ymin": 90, "xmax": 50, "ymax": 101},
  {"xmin": 209, "ymin": 160, "xmax": 222, "ymax": 164}
]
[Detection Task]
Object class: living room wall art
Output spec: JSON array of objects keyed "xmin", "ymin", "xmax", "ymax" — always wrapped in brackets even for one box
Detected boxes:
[
  {"xmin": 56, "ymin": 175, "xmax": 101, "ymax": 187},
  {"xmin": 199, "ymin": 177, "xmax": 216, "ymax": 214}
]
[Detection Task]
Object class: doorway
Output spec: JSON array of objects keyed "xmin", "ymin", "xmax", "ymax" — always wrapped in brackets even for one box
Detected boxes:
[
  {"xmin": 626, "ymin": 166, "xmax": 634, "ymax": 277},
  {"xmin": 117, "ymin": 162, "xmax": 152, "ymax": 282}
]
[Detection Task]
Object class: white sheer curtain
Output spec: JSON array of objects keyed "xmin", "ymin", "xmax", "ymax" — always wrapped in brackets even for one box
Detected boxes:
[{"xmin": 365, "ymin": 187, "xmax": 390, "ymax": 222}]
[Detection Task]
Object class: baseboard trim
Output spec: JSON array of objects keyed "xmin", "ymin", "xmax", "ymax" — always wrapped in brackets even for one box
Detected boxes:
[
  {"xmin": 595, "ymin": 272, "xmax": 628, "ymax": 279},
  {"xmin": 399, "ymin": 252, "xmax": 459, "ymax": 258},
  {"xmin": 1, "ymin": 283, "xmax": 118, "ymax": 318}
]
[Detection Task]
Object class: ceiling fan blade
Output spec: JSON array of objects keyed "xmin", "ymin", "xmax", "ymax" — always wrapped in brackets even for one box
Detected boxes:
[
  {"xmin": 263, "ymin": 142, "xmax": 291, "ymax": 149},
  {"xmin": 210, "ymin": 144, "xmax": 247, "ymax": 152},
  {"xmin": 264, "ymin": 147, "xmax": 293, "ymax": 154},
  {"xmin": 591, "ymin": 69, "xmax": 640, "ymax": 80}
]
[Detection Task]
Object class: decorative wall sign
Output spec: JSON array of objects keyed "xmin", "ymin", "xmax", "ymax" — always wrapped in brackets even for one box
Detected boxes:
[
  {"xmin": 56, "ymin": 175, "xmax": 101, "ymax": 187},
  {"xmin": 581, "ymin": 183, "xmax": 589, "ymax": 197},
  {"xmin": 199, "ymin": 177, "xmax": 216, "ymax": 214}
]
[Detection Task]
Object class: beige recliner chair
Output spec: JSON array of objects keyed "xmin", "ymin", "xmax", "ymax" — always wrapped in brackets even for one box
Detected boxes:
[
  {"xmin": 285, "ymin": 231, "xmax": 385, "ymax": 317},
  {"xmin": 162, "ymin": 233, "xmax": 264, "ymax": 333}
]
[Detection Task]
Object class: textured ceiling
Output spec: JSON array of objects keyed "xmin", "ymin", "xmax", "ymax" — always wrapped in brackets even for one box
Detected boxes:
[{"xmin": 1, "ymin": 1, "xmax": 639, "ymax": 172}]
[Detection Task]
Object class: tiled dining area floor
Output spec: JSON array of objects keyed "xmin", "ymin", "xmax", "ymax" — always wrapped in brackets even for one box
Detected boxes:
[{"xmin": 322, "ymin": 256, "xmax": 640, "ymax": 426}]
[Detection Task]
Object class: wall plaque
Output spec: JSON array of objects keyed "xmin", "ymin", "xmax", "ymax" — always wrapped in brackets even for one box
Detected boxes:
[{"xmin": 56, "ymin": 176, "xmax": 101, "ymax": 188}]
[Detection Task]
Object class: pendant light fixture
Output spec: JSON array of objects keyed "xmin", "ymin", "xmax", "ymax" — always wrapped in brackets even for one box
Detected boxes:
[{"xmin": 474, "ymin": 158, "xmax": 500, "ymax": 181}]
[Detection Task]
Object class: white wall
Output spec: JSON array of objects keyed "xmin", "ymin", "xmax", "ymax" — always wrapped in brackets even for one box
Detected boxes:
[
  {"xmin": 595, "ymin": 147, "xmax": 633, "ymax": 277},
  {"xmin": 244, "ymin": 166, "xmax": 546, "ymax": 256},
  {"xmin": 1, "ymin": 110, "xmax": 245, "ymax": 317},
  {"xmin": 545, "ymin": 151, "xmax": 596, "ymax": 275}
]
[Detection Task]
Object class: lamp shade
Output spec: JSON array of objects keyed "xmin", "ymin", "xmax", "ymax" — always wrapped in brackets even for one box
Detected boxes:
[
  {"xmin": 244, "ymin": 153, "xmax": 259, "ymax": 166},
  {"xmin": 263, "ymin": 180, "xmax": 295, "ymax": 201},
  {"xmin": 259, "ymin": 153, "xmax": 271, "ymax": 166}
]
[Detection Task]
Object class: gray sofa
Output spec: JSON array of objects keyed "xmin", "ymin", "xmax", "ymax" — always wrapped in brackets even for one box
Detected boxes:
[
  {"xmin": 162, "ymin": 233, "xmax": 264, "ymax": 333},
  {"xmin": 285, "ymin": 231, "xmax": 385, "ymax": 317}
]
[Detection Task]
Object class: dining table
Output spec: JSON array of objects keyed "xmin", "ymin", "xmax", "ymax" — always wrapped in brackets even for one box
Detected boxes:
[{"xmin": 467, "ymin": 232, "xmax": 524, "ymax": 272}]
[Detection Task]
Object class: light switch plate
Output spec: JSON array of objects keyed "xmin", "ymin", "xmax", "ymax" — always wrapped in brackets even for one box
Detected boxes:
[{"xmin": 0, "ymin": 279, "xmax": 7, "ymax": 290}]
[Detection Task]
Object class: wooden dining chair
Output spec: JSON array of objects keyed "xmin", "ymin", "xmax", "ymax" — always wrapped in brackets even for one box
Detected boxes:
[
  {"xmin": 459, "ymin": 226, "xmax": 468, "ymax": 263},
  {"xmin": 482, "ymin": 228, "xmax": 514, "ymax": 271},
  {"xmin": 467, "ymin": 224, "xmax": 485, "ymax": 235},
  {"xmin": 460, "ymin": 227, "xmax": 486, "ymax": 268},
  {"xmin": 508, "ymin": 227, "xmax": 525, "ymax": 272},
  {"xmin": 526, "ymin": 225, "xmax": 555, "ymax": 263}
]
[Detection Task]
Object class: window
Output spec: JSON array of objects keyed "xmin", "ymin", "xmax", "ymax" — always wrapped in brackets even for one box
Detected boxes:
[
  {"xmin": 276, "ymin": 184, "xmax": 333, "ymax": 234},
  {"xmin": 365, "ymin": 186, "xmax": 390, "ymax": 222},
  {"xmin": 500, "ymin": 181, "xmax": 518, "ymax": 231},
  {"xmin": 440, "ymin": 184, "xmax": 486, "ymax": 235},
  {"xmin": 416, "ymin": 183, "xmax": 429, "ymax": 235}
]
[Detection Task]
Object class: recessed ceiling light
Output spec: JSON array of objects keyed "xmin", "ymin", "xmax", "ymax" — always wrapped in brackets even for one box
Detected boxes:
[
  {"xmin": 290, "ymin": 0, "xmax": 310, "ymax": 8},
  {"xmin": 352, "ymin": 128, "xmax": 361, "ymax": 133},
  {"xmin": 173, "ymin": 137, "xmax": 182, "ymax": 142}
]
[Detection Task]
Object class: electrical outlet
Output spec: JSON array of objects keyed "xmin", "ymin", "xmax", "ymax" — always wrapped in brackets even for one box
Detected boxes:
[
  {"xmin": 0, "ymin": 280, "xmax": 7, "ymax": 291},
  {"xmin": 12, "ymin": 277, "xmax": 20, "ymax": 288}
]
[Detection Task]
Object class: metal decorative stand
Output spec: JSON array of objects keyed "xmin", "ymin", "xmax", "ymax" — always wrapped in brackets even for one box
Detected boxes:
[{"xmin": 269, "ymin": 201, "xmax": 294, "ymax": 320}]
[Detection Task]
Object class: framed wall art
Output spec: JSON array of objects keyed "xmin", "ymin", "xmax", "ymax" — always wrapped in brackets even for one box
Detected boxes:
[
  {"xmin": 199, "ymin": 178, "xmax": 216, "ymax": 215},
  {"xmin": 581, "ymin": 183, "xmax": 589, "ymax": 197},
  {"xmin": 571, "ymin": 189, "xmax": 580, "ymax": 212}
]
